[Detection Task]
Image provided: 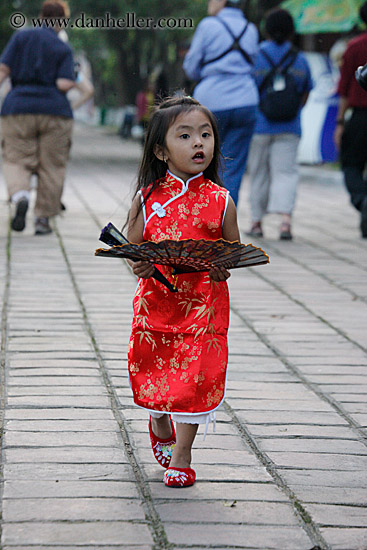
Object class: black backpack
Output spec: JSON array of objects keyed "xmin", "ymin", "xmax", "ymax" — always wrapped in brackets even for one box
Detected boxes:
[
  {"xmin": 258, "ymin": 48, "xmax": 302, "ymax": 122},
  {"xmin": 201, "ymin": 17, "xmax": 254, "ymax": 67}
]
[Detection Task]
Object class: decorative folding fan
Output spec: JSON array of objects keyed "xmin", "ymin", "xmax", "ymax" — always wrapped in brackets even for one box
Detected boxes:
[{"xmin": 96, "ymin": 223, "xmax": 269, "ymax": 292}]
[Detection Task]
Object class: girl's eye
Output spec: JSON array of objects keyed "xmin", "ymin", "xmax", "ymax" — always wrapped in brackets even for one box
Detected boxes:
[
  {"xmin": 180, "ymin": 134, "xmax": 190, "ymax": 139},
  {"xmin": 202, "ymin": 132, "xmax": 211, "ymax": 138}
]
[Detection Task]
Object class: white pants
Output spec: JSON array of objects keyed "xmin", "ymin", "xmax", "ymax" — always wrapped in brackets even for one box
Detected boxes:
[{"xmin": 248, "ymin": 133, "xmax": 300, "ymax": 221}]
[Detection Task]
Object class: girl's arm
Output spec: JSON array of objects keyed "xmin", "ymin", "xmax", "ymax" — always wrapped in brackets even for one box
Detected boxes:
[
  {"xmin": 222, "ymin": 196, "xmax": 240, "ymax": 242},
  {"xmin": 127, "ymin": 195, "xmax": 155, "ymax": 279},
  {"xmin": 209, "ymin": 196, "xmax": 240, "ymax": 282}
]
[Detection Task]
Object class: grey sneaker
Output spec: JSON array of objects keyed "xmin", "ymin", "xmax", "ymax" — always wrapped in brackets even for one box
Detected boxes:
[
  {"xmin": 11, "ymin": 199, "xmax": 29, "ymax": 231},
  {"xmin": 35, "ymin": 217, "xmax": 52, "ymax": 235}
]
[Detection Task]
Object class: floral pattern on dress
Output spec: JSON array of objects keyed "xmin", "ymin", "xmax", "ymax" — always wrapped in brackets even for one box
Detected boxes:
[{"xmin": 128, "ymin": 172, "xmax": 230, "ymax": 414}]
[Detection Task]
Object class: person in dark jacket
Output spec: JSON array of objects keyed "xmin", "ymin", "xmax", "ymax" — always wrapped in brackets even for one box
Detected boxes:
[
  {"xmin": 0, "ymin": 1, "xmax": 75, "ymax": 235},
  {"xmin": 334, "ymin": 1, "xmax": 367, "ymax": 238}
]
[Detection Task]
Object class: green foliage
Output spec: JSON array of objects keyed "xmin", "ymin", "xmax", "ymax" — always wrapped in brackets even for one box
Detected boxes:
[
  {"xmin": 0, "ymin": 1, "xmax": 18, "ymax": 51},
  {"xmin": 66, "ymin": 0, "xmax": 208, "ymax": 105},
  {"xmin": 0, "ymin": 0, "xmax": 274, "ymax": 106}
]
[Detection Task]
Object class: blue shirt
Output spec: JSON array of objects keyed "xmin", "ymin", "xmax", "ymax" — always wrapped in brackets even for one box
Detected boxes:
[
  {"xmin": 254, "ymin": 40, "xmax": 313, "ymax": 135},
  {"xmin": 183, "ymin": 7, "xmax": 259, "ymax": 112},
  {"xmin": 0, "ymin": 27, "xmax": 74, "ymax": 118}
]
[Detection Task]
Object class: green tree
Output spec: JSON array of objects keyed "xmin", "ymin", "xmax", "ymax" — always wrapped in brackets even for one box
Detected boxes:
[
  {"xmin": 2, "ymin": 0, "xmax": 206, "ymax": 105},
  {"xmin": 1, "ymin": 0, "xmax": 278, "ymax": 106},
  {"xmin": 0, "ymin": 1, "xmax": 17, "ymax": 52},
  {"xmin": 67, "ymin": 0, "xmax": 208, "ymax": 105}
]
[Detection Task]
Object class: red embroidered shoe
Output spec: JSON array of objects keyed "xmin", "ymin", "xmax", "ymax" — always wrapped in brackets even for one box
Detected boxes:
[
  {"xmin": 164, "ymin": 467, "xmax": 196, "ymax": 488},
  {"xmin": 149, "ymin": 416, "xmax": 176, "ymax": 469}
]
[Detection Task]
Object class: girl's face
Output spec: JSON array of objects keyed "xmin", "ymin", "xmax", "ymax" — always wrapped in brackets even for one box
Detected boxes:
[{"xmin": 158, "ymin": 110, "xmax": 215, "ymax": 182}]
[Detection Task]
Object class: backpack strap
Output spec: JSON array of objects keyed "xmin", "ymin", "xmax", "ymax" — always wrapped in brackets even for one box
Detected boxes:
[
  {"xmin": 281, "ymin": 49, "xmax": 298, "ymax": 74},
  {"xmin": 201, "ymin": 17, "xmax": 253, "ymax": 67},
  {"xmin": 258, "ymin": 47, "xmax": 298, "ymax": 94}
]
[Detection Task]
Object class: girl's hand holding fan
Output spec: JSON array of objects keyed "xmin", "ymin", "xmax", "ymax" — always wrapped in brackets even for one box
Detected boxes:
[
  {"xmin": 209, "ymin": 265, "xmax": 231, "ymax": 282},
  {"xmin": 131, "ymin": 260, "xmax": 155, "ymax": 279}
]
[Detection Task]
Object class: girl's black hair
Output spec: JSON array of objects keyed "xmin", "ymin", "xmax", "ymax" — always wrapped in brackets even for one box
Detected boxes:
[
  {"xmin": 131, "ymin": 96, "xmax": 223, "ymax": 217},
  {"xmin": 265, "ymin": 8, "xmax": 294, "ymax": 45}
]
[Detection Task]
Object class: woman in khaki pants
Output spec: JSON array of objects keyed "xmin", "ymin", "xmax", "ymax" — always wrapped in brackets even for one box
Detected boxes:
[{"xmin": 0, "ymin": 0, "xmax": 75, "ymax": 235}]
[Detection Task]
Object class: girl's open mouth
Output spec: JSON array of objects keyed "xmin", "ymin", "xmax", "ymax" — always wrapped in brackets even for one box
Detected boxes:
[{"xmin": 192, "ymin": 151, "xmax": 205, "ymax": 161}]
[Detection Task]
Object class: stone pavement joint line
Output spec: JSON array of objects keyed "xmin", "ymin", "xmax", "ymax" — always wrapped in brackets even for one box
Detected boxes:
[
  {"xmin": 53, "ymin": 222, "xmax": 173, "ymax": 550},
  {"xmin": 223, "ymin": 401, "xmax": 328, "ymax": 550},
  {"xmin": 230, "ymin": 303, "xmax": 367, "ymax": 449},
  {"xmin": 258, "ymin": 239, "xmax": 367, "ymax": 305},
  {"xmin": 247, "ymin": 259, "xmax": 367, "ymax": 357},
  {"xmin": 299, "ymin": 235, "xmax": 367, "ymax": 274},
  {"xmin": 0, "ymin": 220, "xmax": 10, "ymax": 549}
]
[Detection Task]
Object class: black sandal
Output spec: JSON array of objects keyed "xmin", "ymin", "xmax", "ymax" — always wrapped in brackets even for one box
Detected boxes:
[
  {"xmin": 279, "ymin": 223, "xmax": 293, "ymax": 241},
  {"xmin": 246, "ymin": 222, "xmax": 263, "ymax": 238}
]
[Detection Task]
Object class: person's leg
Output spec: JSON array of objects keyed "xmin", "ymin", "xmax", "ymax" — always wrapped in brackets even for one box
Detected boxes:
[
  {"xmin": 36, "ymin": 115, "xmax": 73, "ymax": 220},
  {"xmin": 169, "ymin": 423, "xmax": 199, "ymax": 469},
  {"xmin": 150, "ymin": 412, "xmax": 174, "ymax": 439},
  {"xmin": 212, "ymin": 107, "xmax": 230, "ymax": 181},
  {"xmin": 340, "ymin": 110, "xmax": 367, "ymax": 212},
  {"xmin": 150, "ymin": 413, "xmax": 200, "ymax": 464},
  {"xmin": 214, "ymin": 106, "xmax": 257, "ymax": 206},
  {"xmin": 267, "ymin": 133, "xmax": 300, "ymax": 239},
  {"xmin": 1, "ymin": 115, "xmax": 38, "ymax": 231},
  {"xmin": 247, "ymin": 133, "xmax": 271, "ymax": 234}
]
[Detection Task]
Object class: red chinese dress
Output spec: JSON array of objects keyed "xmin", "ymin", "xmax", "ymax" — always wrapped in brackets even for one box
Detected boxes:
[{"xmin": 128, "ymin": 171, "xmax": 230, "ymax": 415}]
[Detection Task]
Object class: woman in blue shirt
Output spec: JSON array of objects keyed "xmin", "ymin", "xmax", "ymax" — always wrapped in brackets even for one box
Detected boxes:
[
  {"xmin": 184, "ymin": 0, "xmax": 259, "ymax": 206},
  {"xmin": 247, "ymin": 9, "xmax": 312, "ymax": 240}
]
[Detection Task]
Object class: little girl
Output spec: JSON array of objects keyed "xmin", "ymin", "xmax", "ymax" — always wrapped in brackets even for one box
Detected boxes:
[{"xmin": 126, "ymin": 96, "xmax": 240, "ymax": 488}]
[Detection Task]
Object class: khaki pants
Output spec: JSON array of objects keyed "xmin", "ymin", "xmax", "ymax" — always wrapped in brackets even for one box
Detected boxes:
[{"xmin": 1, "ymin": 114, "xmax": 73, "ymax": 217}]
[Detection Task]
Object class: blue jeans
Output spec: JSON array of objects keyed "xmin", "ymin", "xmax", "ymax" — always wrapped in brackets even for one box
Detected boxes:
[{"xmin": 212, "ymin": 106, "xmax": 257, "ymax": 206}]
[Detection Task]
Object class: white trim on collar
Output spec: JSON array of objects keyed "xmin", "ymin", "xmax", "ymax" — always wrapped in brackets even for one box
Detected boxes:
[
  {"xmin": 166, "ymin": 169, "xmax": 204, "ymax": 189},
  {"xmin": 145, "ymin": 170, "xmax": 204, "ymax": 227}
]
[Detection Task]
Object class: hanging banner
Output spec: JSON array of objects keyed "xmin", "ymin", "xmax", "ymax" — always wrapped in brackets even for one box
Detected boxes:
[{"xmin": 282, "ymin": 0, "xmax": 365, "ymax": 34}]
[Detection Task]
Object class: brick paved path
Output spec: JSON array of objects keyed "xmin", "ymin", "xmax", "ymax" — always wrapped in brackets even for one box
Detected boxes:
[{"xmin": 0, "ymin": 124, "xmax": 366, "ymax": 550}]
